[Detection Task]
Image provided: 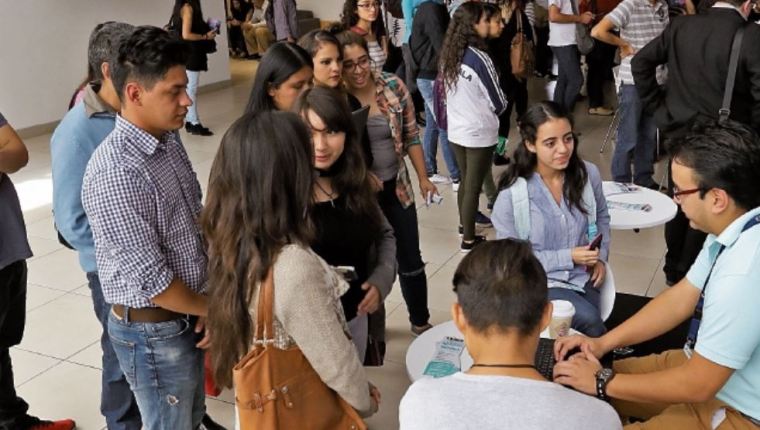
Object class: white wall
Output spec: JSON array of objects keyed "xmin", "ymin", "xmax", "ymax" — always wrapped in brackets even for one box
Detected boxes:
[
  {"xmin": 296, "ymin": 0, "xmax": 343, "ymax": 21},
  {"xmin": 0, "ymin": 0, "xmax": 231, "ymax": 130}
]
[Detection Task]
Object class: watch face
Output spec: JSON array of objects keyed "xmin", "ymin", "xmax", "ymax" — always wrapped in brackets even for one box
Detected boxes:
[{"xmin": 599, "ymin": 368, "xmax": 613, "ymax": 380}]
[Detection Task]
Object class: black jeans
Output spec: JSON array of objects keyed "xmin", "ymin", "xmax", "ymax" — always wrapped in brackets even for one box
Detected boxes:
[
  {"xmin": 378, "ymin": 180, "xmax": 430, "ymax": 326},
  {"xmin": 227, "ymin": 25, "xmax": 247, "ymax": 54},
  {"xmin": 498, "ymin": 75, "xmax": 529, "ymax": 138},
  {"xmin": 0, "ymin": 261, "xmax": 30, "ymax": 430},
  {"xmin": 585, "ymin": 39, "xmax": 616, "ymax": 109},
  {"xmin": 534, "ymin": 26, "xmax": 552, "ymax": 76}
]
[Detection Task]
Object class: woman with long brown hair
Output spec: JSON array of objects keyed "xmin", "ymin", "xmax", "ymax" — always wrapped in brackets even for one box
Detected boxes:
[
  {"xmin": 294, "ymin": 86, "xmax": 396, "ymax": 361},
  {"xmin": 201, "ymin": 110, "xmax": 379, "ymax": 417}
]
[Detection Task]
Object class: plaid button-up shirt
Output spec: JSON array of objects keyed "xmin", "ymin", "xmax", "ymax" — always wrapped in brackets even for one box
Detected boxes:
[
  {"xmin": 374, "ymin": 72, "xmax": 421, "ymax": 209},
  {"xmin": 82, "ymin": 116, "xmax": 207, "ymax": 308}
]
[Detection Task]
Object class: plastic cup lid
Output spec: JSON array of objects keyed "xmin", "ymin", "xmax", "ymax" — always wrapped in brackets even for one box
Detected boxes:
[{"xmin": 551, "ymin": 300, "xmax": 575, "ymax": 317}]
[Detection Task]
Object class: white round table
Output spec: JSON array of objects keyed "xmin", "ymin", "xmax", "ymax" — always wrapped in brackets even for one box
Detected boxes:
[
  {"xmin": 602, "ymin": 181, "xmax": 677, "ymax": 230},
  {"xmin": 405, "ymin": 321, "xmax": 579, "ymax": 382}
]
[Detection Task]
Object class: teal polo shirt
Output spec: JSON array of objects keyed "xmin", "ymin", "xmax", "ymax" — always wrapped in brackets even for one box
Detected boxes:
[{"xmin": 686, "ymin": 206, "xmax": 760, "ymax": 420}]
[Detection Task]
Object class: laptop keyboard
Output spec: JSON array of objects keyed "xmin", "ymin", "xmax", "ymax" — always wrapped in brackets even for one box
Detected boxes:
[{"xmin": 534, "ymin": 338, "xmax": 557, "ymax": 380}]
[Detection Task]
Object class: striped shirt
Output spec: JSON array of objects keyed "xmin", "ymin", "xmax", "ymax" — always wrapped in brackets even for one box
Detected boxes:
[
  {"xmin": 368, "ymin": 39, "xmax": 387, "ymax": 75},
  {"xmin": 606, "ymin": 0, "xmax": 669, "ymax": 85},
  {"xmin": 82, "ymin": 116, "xmax": 207, "ymax": 308}
]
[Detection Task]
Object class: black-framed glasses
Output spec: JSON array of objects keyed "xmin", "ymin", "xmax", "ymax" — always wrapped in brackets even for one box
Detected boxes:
[
  {"xmin": 672, "ymin": 186, "xmax": 704, "ymax": 203},
  {"xmin": 343, "ymin": 56, "xmax": 371, "ymax": 72}
]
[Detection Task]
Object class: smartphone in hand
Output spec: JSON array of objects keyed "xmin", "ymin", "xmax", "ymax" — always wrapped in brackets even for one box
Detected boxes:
[{"xmin": 588, "ymin": 233, "xmax": 603, "ymax": 251}]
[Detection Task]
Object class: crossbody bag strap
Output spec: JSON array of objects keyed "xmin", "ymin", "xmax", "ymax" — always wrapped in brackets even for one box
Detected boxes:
[
  {"xmin": 255, "ymin": 268, "xmax": 275, "ymax": 344},
  {"xmin": 720, "ymin": 26, "xmax": 745, "ymax": 124}
]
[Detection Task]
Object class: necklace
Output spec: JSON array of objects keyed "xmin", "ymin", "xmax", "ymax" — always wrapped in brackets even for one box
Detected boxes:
[
  {"xmin": 315, "ymin": 180, "xmax": 336, "ymax": 208},
  {"xmin": 471, "ymin": 363, "xmax": 536, "ymax": 369}
]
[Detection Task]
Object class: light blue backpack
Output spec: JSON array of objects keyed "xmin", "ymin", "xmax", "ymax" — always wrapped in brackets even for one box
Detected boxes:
[{"xmin": 509, "ymin": 177, "xmax": 598, "ymax": 242}]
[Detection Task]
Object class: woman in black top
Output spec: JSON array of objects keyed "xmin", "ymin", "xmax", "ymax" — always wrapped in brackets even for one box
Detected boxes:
[
  {"xmin": 491, "ymin": 0, "xmax": 533, "ymax": 139},
  {"xmin": 294, "ymin": 87, "xmax": 396, "ymax": 361},
  {"xmin": 227, "ymin": 0, "xmax": 253, "ymax": 57},
  {"xmin": 172, "ymin": 0, "xmax": 217, "ymax": 136}
]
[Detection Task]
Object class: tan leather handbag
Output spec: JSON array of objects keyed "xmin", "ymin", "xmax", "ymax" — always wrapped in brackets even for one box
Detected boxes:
[
  {"xmin": 233, "ymin": 269, "xmax": 367, "ymax": 430},
  {"xmin": 510, "ymin": 13, "xmax": 535, "ymax": 80}
]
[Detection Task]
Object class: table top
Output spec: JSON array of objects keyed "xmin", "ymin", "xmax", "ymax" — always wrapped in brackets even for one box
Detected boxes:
[
  {"xmin": 405, "ymin": 321, "xmax": 579, "ymax": 382},
  {"xmin": 602, "ymin": 181, "xmax": 677, "ymax": 230}
]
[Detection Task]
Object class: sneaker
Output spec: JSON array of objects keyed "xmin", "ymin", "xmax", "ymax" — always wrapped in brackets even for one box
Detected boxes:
[
  {"xmin": 452, "ymin": 180, "xmax": 460, "ymax": 192},
  {"xmin": 428, "ymin": 173, "xmax": 451, "ymax": 184},
  {"xmin": 475, "ymin": 211, "xmax": 492, "ymax": 228},
  {"xmin": 201, "ymin": 413, "xmax": 228, "ymax": 430},
  {"xmin": 588, "ymin": 106, "xmax": 615, "ymax": 116},
  {"xmin": 411, "ymin": 323, "xmax": 433, "ymax": 337},
  {"xmin": 26, "ymin": 418, "xmax": 76, "ymax": 430},
  {"xmin": 460, "ymin": 235, "xmax": 487, "ymax": 253}
]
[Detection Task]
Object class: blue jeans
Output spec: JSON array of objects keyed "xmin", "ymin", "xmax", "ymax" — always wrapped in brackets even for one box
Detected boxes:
[
  {"xmin": 86, "ymin": 273, "xmax": 142, "ymax": 430},
  {"xmin": 185, "ymin": 70, "xmax": 200, "ymax": 125},
  {"xmin": 612, "ymin": 84, "xmax": 657, "ymax": 185},
  {"xmin": 108, "ymin": 312, "xmax": 205, "ymax": 430},
  {"xmin": 548, "ymin": 283, "xmax": 606, "ymax": 337},
  {"xmin": 416, "ymin": 78, "xmax": 460, "ymax": 180},
  {"xmin": 551, "ymin": 45, "xmax": 583, "ymax": 113}
]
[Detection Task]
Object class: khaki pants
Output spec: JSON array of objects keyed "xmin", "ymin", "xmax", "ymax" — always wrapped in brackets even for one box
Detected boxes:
[
  {"xmin": 242, "ymin": 23, "xmax": 274, "ymax": 55},
  {"xmin": 614, "ymin": 350, "xmax": 758, "ymax": 429}
]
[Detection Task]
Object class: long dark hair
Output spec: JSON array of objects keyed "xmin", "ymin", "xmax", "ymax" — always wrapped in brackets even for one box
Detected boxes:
[
  {"xmin": 341, "ymin": 0, "xmax": 387, "ymax": 39},
  {"xmin": 498, "ymin": 101, "xmax": 589, "ymax": 213},
  {"xmin": 202, "ymin": 110, "xmax": 316, "ymax": 388},
  {"xmin": 439, "ymin": 2, "xmax": 487, "ymax": 91},
  {"xmin": 294, "ymin": 86, "xmax": 383, "ymax": 233},
  {"xmin": 171, "ymin": 0, "xmax": 206, "ymax": 33},
  {"xmin": 245, "ymin": 42, "xmax": 313, "ymax": 114}
]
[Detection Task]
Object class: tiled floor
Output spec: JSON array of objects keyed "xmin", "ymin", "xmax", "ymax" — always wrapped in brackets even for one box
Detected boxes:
[{"xmin": 8, "ymin": 59, "xmax": 670, "ymax": 429}]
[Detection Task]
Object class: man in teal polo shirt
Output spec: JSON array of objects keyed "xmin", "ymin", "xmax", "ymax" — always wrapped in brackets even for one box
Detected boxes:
[{"xmin": 553, "ymin": 120, "xmax": 760, "ymax": 429}]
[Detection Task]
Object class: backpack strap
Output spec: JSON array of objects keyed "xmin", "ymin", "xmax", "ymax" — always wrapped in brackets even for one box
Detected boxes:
[
  {"xmin": 581, "ymin": 177, "xmax": 598, "ymax": 241},
  {"xmin": 720, "ymin": 25, "xmax": 745, "ymax": 124},
  {"xmin": 510, "ymin": 177, "xmax": 531, "ymax": 241}
]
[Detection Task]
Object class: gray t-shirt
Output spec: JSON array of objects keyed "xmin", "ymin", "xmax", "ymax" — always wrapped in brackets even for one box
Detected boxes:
[
  {"xmin": 0, "ymin": 112, "xmax": 33, "ymax": 270},
  {"xmin": 400, "ymin": 372, "xmax": 622, "ymax": 430},
  {"xmin": 366, "ymin": 114, "xmax": 399, "ymax": 182}
]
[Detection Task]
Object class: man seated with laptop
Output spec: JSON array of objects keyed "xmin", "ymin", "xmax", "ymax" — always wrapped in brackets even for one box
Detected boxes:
[
  {"xmin": 553, "ymin": 121, "xmax": 760, "ymax": 429},
  {"xmin": 399, "ymin": 239, "xmax": 621, "ymax": 430}
]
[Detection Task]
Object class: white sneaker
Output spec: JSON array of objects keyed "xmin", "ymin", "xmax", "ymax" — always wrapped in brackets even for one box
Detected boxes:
[
  {"xmin": 452, "ymin": 181, "xmax": 460, "ymax": 192},
  {"xmin": 428, "ymin": 173, "xmax": 451, "ymax": 184}
]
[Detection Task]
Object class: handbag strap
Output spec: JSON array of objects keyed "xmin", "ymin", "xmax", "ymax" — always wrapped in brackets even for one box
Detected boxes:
[
  {"xmin": 720, "ymin": 26, "xmax": 745, "ymax": 124},
  {"xmin": 254, "ymin": 268, "xmax": 275, "ymax": 345}
]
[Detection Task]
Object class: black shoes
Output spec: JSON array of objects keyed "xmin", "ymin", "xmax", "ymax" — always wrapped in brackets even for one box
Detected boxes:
[
  {"xmin": 201, "ymin": 413, "xmax": 228, "ymax": 430},
  {"xmin": 185, "ymin": 122, "xmax": 214, "ymax": 136}
]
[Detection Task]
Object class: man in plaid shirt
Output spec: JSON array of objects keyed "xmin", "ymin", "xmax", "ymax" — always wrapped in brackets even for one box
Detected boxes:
[{"xmin": 82, "ymin": 26, "xmax": 209, "ymax": 430}]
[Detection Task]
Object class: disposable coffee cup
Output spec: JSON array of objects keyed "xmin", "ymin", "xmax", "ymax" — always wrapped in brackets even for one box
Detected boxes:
[{"xmin": 549, "ymin": 300, "xmax": 575, "ymax": 339}]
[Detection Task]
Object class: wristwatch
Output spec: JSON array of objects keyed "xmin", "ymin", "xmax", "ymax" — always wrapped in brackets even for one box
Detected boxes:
[{"xmin": 595, "ymin": 367, "xmax": 616, "ymax": 401}]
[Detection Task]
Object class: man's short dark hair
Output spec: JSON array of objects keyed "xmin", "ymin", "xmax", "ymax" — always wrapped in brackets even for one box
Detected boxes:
[
  {"xmin": 111, "ymin": 26, "xmax": 191, "ymax": 102},
  {"xmin": 671, "ymin": 120, "xmax": 760, "ymax": 211},
  {"xmin": 453, "ymin": 239, "xmax": 548, "ymax": 335},
  {"xmin": 88, "ymin": 21, "xmax": 135, "ymax": 82}
]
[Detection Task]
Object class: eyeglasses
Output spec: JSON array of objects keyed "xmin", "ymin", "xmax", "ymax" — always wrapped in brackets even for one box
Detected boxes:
[
  {"xmin": 343, "ymin": 56, "xmax": 371, "ymax": 72},
  {"xmin": 672, "ymin": 186, "xmax": 705, "ymax": 203},
  {"xmin": 357, "ymin": 2, "xmax": 380, "ymax": 10}
]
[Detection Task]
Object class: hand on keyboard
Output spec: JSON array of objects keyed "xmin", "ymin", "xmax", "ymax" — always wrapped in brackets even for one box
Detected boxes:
[{"xmin": 554, "ymin": 334, "xmax": 606, "ymax": 362}]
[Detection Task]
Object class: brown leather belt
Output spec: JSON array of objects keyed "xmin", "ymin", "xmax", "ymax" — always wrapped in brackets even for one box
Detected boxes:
[{"xmin": 112, "ymin": 304, "xmax": 183, "ymax": 323}]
